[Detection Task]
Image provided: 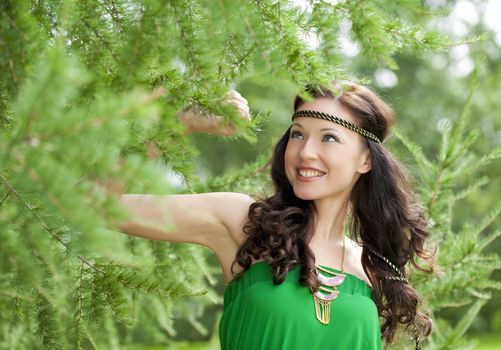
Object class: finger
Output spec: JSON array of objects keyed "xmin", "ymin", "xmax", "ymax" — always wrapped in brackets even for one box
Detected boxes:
[
  {"xmin": 215, "ymin": 107, "xmax": 249, "ymax": 124},
  {"xmin": 236, "ymin": 105, "xmax": 251, "ymax": 120},
  {"xmin": 228, "ymin": 103, "xmax": 248, "ymax": 115},
  {"xmin": 224, "ymin": 90, "xmax": 247, "ymax": 104},
  {"xmin": 230, "ymin": 99, "xmax": 249, "ymax": 109},
  {"xmin": 229, "ymin": 89, "xmax": 242, "ymax": 97},
  {"xmin": 224, "ymin": 89, "xmax": 239, "ymax": 98},
  {"xmin": 223, "ymin": 96, "xmax": 249, "ymax": 107},
  {"xmin": 234, "ymin": 102, "xmax": 250, "ymax": 114}
]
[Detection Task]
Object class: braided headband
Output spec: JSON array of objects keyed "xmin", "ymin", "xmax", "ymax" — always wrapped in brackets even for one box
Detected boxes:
[{"xmin": 292, "ymin": 110, "xmax": 382, "ymax": 144}]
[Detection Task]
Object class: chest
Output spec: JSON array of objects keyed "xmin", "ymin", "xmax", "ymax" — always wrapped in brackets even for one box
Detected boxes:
[{"xmin": 309, "ymin": 240, "xmax": 371, "ymax": 287}]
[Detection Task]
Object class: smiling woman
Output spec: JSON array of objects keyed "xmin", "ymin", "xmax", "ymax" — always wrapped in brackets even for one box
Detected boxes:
[{"xmin": 227, "ymin": 81, "xmax": 434, "ymax": 350}]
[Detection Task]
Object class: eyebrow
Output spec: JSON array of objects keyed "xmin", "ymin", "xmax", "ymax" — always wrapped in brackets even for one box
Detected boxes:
[{"xmin": 291, "ymin": 122, "xmax": 346, "ymax": 135}]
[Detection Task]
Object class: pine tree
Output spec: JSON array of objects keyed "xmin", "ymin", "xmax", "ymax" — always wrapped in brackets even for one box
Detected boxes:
[
  {"xmin": 0, "ymin": 1, "xmax": 498, "ymax": 349},
  {"xmin": 387, "ymin": 67, "xmax": 501, "ymax": 349}
]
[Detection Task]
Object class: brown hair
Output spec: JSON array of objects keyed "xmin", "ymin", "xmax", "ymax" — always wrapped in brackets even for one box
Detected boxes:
[{"xmin": 231, "ymin": 81, "xmax": 434, "ymax": 344}]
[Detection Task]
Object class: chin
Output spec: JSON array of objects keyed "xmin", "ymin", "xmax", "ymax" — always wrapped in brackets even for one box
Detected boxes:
[{"xmin": 292, "ymin": 189, "xmax": 318, "ymax": 201}]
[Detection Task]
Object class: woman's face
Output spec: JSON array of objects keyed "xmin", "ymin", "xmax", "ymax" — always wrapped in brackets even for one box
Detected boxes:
[{"xmin": 284, "ymin": 97, "xmax": 372, "ymax": 202}]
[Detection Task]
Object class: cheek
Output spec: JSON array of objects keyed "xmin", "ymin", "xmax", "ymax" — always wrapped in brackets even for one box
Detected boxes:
[
  {"xmin": 284, "ymin": 141, "xmax": 294, "ymax": 163},
  {"xmin": 326, "ymin": 150, "xmax": 358, "ymax": 175},
  {"xmin": 284, "ymin": 148, "xmax": 292, "ymax": 175},
  {"xmin": 284, "ymin": 145, "xmax": 299, "ymax": 182}
]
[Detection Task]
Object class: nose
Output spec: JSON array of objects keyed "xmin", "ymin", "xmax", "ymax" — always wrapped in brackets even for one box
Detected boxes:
[{"xmin": 299, "ymin": 139, "xmax": 319, "ymax": 160}]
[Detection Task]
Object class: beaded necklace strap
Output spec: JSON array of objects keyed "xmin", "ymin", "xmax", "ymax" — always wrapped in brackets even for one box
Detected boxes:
[
  {"xmin": 365, "ymin": 246, "xmax": 408, "ymax": 283},
  {"xmin": 365, "ymin": 246, "xmax": 420, "ymax": 348},
  {"xmin": 292, "ymin": 110, "xmax": 382, "ymax": 143}
]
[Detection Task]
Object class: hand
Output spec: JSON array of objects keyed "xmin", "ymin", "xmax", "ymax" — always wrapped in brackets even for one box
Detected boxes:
[
  {"xmin": 177, "ymin": 89, "xmax": 251, "ymax": 135},
  {"xmin": 214, "ymin": 89, "xmax": 251, "ymax": 135}
]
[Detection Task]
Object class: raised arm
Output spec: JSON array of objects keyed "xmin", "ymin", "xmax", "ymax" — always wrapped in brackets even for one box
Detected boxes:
[
  {"xmin": 110, "ymin": 90, "xmax": 252, "ymax": 273},
  {"xmin": 118, "ymin": 192, "xmax": 254, "ymax": 250}
]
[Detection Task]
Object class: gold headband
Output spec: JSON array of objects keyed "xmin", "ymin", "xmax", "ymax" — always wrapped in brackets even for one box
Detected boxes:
[{"xmin": 291, "ymin": 110, "xmax": 382, "ymax": 143}]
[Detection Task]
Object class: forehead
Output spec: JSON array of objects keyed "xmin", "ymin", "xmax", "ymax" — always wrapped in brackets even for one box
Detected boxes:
[
  {"xmin": 295, "ymin": 97, "xmax": 358, "ymax": 126},
  {"xmin": 291, "ymin": 116, "xmax": 341, "ymax": 132},
  {"xmin": 293, "ymin": 97, "xmax": 362, "ymax": 133}
]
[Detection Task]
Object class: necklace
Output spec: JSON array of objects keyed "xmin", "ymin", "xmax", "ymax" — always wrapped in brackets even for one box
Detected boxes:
[{"xmin": 311, "ymin": 233, "xmax": 346, "ymax": 325}]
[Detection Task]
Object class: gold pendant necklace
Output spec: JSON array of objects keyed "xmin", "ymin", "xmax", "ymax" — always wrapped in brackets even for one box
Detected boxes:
[{"xmin": 311, "ymin": 233, "xmax": 346, "ymax": 325}]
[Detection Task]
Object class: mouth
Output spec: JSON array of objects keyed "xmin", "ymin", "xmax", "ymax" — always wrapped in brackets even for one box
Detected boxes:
[{"xmin": 296, "ymin": 168, "xmax": 326, "ymax": 182}]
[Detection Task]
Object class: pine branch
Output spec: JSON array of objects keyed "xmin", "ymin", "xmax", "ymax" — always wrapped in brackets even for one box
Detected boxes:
[
  {"xmin": 73, "ymin": 261, "xmax": 86, "ymax": 350},
  {"xmin": 0, "ymin": 290, "xmax": 34, "ymax": 302},
  {"xmin": 253, "ymin": 0, "xmax": 334, "ymax": 86},
  {"xmin": 467, "ymin": 203, "xmax": 501, "ymax": 243},
  {"xmin": 0, "ymin": 174, "xmax": 96, "ymax": 269},
  {"xmin": 438, "ymin": 299, "xmax": 486, "ymax": 348},
  {"xmin": 477, "ymin": 280, "xmax": 501, "ymax": 290},
  {"xmin": 452, "ymin": 176, "xmax": 489, "ymax": 202},
  {"xmin": 202, "ymin": 152, "xmax": 272, "ymax": 193},
  {"xmin": 478, "ymin": 229, "xmax": 501, "ymax": 252},
  {"xmin": 449, "ymin": 65, "xmax": 480, "ymax": 148},
  {"xmin": 448, "ymin": 145, "xmax": 501, "ymax": 179},
  {"xmin": 35, "ymin": 287, "xmax": 62, "ymax": 350},
  {"xmin": 170, "ymin": 1, "xmax": 206, "ymax": 82},
  {"xmin": 84, "ymin": 329, "xmax": 99, "ymax": 350},
  {"xmin": 0, "ymin": 187, "xmax": 12, "ymax": 206},
  {"xmin": 391, "ymin": 126, "xmax": 433, "ymax": 183}
]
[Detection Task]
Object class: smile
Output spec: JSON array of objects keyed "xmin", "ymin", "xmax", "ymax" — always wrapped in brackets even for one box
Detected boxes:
[{"xmin": 296, "ymin": 169, "xmax": 326, "ymax": 182}]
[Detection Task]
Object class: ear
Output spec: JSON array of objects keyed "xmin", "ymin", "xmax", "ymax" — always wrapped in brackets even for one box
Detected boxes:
[{"xmin": 357, "ymin": 148, "xmax": 372, "ymax": 174}]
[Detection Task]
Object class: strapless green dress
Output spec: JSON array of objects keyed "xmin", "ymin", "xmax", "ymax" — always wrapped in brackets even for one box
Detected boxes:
[{"xmin": 219, "ymin": 261, "xmax": 381, "ymax": 350}]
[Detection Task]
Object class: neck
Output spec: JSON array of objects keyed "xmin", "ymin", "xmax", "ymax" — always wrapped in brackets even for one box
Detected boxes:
[{"xmin": 309, "ymin": 195, "xmax": 349, "ymax": 244}]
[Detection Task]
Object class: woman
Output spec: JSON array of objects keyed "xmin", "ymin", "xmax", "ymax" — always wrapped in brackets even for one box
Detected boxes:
[{"xmin": 117, "ymin": 81, "xmax": 434, "ymax": 349}]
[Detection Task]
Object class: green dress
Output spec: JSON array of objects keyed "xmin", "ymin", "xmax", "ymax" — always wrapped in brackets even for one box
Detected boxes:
[{"xmin": 219, "ymin": 261, "xmax": 382, "ymax": 350}]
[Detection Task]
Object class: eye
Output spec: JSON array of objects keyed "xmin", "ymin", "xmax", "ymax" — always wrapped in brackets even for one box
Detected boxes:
[
  {"xmin": 290, "ymin": 130, "xmax": 303, "ymax": 139},
  {"xmin": 323, "ymin": 134, "xmax": 339, "ymax": 142}
]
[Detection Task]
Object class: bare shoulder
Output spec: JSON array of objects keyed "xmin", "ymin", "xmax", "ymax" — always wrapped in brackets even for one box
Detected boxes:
[
  {"xmin": 345, "ymin": 238, "xmax": 372, "ymax": 287},
  {"xmin": 207, "ymin": 192, "xmax": 256, "ymax": 283},
  {"xmin": 216, "ymin": 192, "xmax": 256, "ymax": 246}
]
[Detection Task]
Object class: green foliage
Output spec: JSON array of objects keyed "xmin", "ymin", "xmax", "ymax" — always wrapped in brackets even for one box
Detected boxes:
[
  {"xmin": 1, "ymin": 0, "xmax": 499, "ymax": 349},
  {"xmin": 385, "ymin": 67, "xmax": 501, "ymax": 349}
]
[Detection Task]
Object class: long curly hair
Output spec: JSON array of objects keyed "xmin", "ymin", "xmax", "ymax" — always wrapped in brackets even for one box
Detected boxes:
[{"xmin": 230, "ymin": 81, "xmax": 434, "ymax": 344}]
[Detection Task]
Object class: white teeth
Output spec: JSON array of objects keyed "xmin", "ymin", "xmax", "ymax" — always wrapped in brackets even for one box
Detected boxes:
[{"xmin": 298, "ymin": 170, "xmax": 324, "ymax": 177}]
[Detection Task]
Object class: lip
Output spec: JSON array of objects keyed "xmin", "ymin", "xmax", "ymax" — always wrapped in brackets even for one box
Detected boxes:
[
  {"xmin": 296, "ymin": 167, "xmax": 326, "ymax": 182},
  {"xmin": 296, "ymin": 166, "xmax": 326, "ymax": 173}
]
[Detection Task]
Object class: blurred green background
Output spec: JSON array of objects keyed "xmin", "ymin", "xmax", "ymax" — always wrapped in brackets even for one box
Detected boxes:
[{"xmin": 170, "ymin": 0, "xmax": 501, "ymax": 348}]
